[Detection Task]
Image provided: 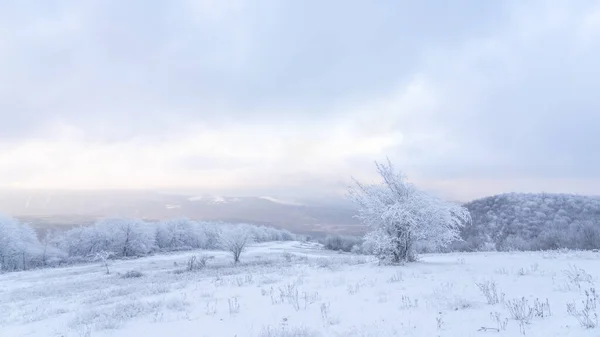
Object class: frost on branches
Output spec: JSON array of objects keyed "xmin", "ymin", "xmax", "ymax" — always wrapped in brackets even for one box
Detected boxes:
[
  {"xmin": 219, "ymin": 225, "xmax": 254, "ymax": 264},
  {"xmin": 349, "ymin": 160, "xmax": 471, "ymax": 263}
]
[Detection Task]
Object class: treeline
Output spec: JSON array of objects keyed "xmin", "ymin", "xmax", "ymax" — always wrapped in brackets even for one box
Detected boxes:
[
  {"xmin": 454, "ymin": 193, "xmax": 600, "ymax": 252},
  {"xmin": 0, "ymin": 214, "xmax": 294, "ymax": 272}
]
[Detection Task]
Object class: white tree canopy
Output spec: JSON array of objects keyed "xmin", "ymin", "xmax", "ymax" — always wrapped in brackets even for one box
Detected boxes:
[
  {"xmin": 0, "ymin": 214, "xmax": 44, "ymax": 271},
  {"xmin": 95, "ymin": 218, "xmax": 155, "ymax": 257},
  {"xmin": 349, "ymin": 159, "xmax": 471, "ymax": 263}
]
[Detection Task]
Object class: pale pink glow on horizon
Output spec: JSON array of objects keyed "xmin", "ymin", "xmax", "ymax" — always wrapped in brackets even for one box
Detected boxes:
[{"xmin": 1, "ymin": 1, "xmax": 600, "ymax": 200}]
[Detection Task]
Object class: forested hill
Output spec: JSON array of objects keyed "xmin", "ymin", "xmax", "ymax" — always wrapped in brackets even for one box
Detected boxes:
[{"xmin": 456, "ymin": 193, "xmax": 600, "ymax": 251}]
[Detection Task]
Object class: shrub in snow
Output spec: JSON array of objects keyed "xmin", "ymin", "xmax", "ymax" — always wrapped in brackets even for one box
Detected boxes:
[
  {"xmin": 219, "ymin": 225, "xmax": 254, "ymax": 264},
  {"xmin": 94, "ymin": 250, "xmax": 114, "ymax": 274},
  {"xmin": 121, "ymin": 270, "xmax": 144, "ymax": 278},
  {"xmin": 476, "ymin": 280, "xmax": 503, "ymax": 305},
  {"xmin": 321, "ymin": 235, "xmax": 362, "ymax": 252},
  {"xmin": 567, "ymin": 288, "xmax": 599, "ymax": 328},
  {"xmin": 282, "ymin": 252, "xmax": 293, "ymax": 262},
  {"xmin": 349, "ymin": 244, "xmax": 361, "ymax": 254},
  {"xmin": 532, "ymin": 298, "xmax": 552, "ymax": 318},
  {"xmin": 563, "ymin": 265, "xmax": 594, "ymax": 291},
  {"xmin": 388, "ymin": 272, "xmax": 403, "ymax": 283},
  {"xmin": 279, "ymin": 283, "xmax": 301, "ymax": 310},
  {"xmin": 567, "ymin": 302, "xmax": 598, "ymax": 329},
  {"xmin": 505, "ymin": 297, "xmax": 534, "ymax": 324},
  {"xmin": 259, "ymin": 325, "xmax": 320, "ymax": 337},
  {"xmin": 228, "ymin": 297, "xmax": 240, "ymax": 314},
  {"xmin": 478, "ymin": 312, "xmax": 508, "ymax": 332},
  {"xmin": 186, "ymin": 255, "xmax": 211, "ymax": 271},
  {"xmin": 319, "ymin": 302, "xmax": 340, "ymax": 326},
  {"xmin": 349, "ymin": 159, "xmax": 471, "ymax": 263}
]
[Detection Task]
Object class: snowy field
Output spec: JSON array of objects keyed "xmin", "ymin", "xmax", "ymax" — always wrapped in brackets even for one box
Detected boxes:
[{"xmin": 1, "ymin": 242, "xmax": 599, "ymax": 337}]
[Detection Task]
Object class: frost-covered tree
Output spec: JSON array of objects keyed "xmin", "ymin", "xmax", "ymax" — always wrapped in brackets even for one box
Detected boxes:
[
  {"xmin": 57, "ymin": 218, "xmax": 155, "ymax": 259},
  {"xmin": 94, "ymin": 250, "xmax": 114, "ymax": 274},
  {"xmin": 248, "ymin": 225, "xmax": 295, "ymax": 243},
  {"xmin": 16, "ymin": 223, "xmax": 44, "ymax": 269},
  {"xmin": 0, "ymin": 214, "xmax": 44, "ymax": 271},
  {"xmin": 349, "ymin": 160, "xmax": 471, "ymax": 263},
  {"xmin": 0, "ymin": 215, "xmax": 22, "ymax": 271},
  {"xmin": 155, "ymin": 218, "xmax": 208, "ymax": 251},
  {"xmin": 199, "ymin": 222, "xmax": 222, "ymax": 249},
  {"xmin": 219, "ymin": 225, "xmax": 254, "ymax": 264},
  {"xmin": 56, "ymin": 226, "xmax": 107, "ymax": 258},
  {"xmin": 40, "ymin": 230, "xmax": 67, "ymax": 266},
  {"xmin": 95, "ymin": 218, "xmax": 155, "ymax": 257}
]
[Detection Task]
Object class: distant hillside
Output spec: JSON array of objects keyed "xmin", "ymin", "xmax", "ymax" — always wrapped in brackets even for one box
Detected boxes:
[
  {"xmin": 0, "ymin": 191, "xmax": 361, "ymax": 236},
  {"xmin": 457, "ymin": 193, "xmax": 600, "ymax": 251}
]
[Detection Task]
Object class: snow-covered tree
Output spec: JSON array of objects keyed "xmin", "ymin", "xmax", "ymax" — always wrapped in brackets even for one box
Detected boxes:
[
  {"xmin": 15, "ymin": 223, "xmax": 41, "ymax": 269},
  {"xmin": 0, "ymin": 214, "xmax": 22, "ymax": 271},
  {"xmin": 0, "ymin": 214, "xmax": 44, "ymax": 271},
  {"xmin": 56, "ymin": 226, "xmax": 107, "ymax": 258},
  {"xmin": 40, "ymin": 230, "xmax": 67, "ymax": 266},
  {"xmin": 247, "ymin": 225, "xmax": 295, "ymax": 243},
  {"xmin": 199, "ymin": 222, "xmax": 222, "ymax": 249},
  {"xmin": 95, "ymin": 218, "xmax": 155, "ymax": 257},
  {"xmin": 349, "ymin": 159, "xmax": 471, "ymax": 263},
  {"xmin": 57, "ymin": 218, "xmax": 155, "ymax": 259},
  {"xmin": 219, "ymin": 225, "xmax": 254, "ymax": 264},
  {"xmin": 155, "ymin": 218, "xmax": 208, "ymax": 251}
]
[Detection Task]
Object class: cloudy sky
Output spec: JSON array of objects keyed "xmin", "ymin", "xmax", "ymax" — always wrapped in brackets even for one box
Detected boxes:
[{"xmin": 1, "ymin": 0, "xmax": 600, "ymax": 201}]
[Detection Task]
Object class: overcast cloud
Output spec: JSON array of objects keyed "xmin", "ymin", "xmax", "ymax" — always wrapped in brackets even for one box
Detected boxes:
[{"xmin": 1, "ymin": 0, "xmax": 600, "ymax": 200}]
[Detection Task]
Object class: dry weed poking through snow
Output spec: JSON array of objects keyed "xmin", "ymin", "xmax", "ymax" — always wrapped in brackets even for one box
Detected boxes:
[{"xmin": 1, "ymin": 242, "xmax": 600, "ymax": 337}]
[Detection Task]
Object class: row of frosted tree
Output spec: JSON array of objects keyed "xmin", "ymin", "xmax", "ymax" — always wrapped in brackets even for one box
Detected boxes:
[{"xmin": 0, "ymin": 214, "xmax": 294, "ymax": 272}]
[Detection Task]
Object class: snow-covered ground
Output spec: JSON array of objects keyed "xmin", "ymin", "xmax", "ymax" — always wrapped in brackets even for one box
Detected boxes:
[{"xmin": 1, "ymin": 242, "xmax": 599, "ymax": 337}]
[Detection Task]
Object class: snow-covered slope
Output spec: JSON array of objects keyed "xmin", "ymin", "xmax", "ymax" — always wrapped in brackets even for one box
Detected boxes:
[{"xmin": 1, "ymin": 242, "xmax": 599, "ymax": 337}]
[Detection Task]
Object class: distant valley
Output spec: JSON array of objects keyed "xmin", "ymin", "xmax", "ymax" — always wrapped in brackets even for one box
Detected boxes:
[{"xmin": 0, "ymin": 190, "xmax": 362, "ymax": 236}]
